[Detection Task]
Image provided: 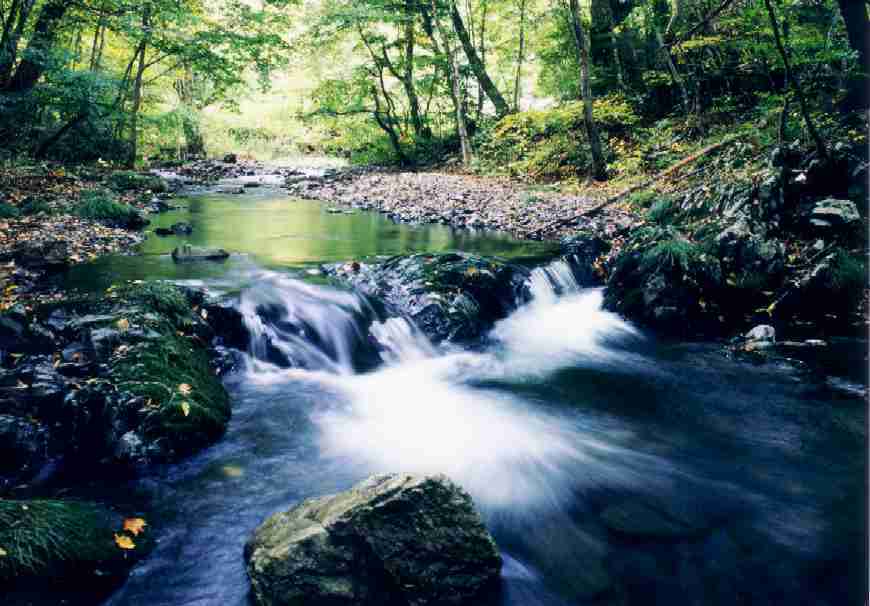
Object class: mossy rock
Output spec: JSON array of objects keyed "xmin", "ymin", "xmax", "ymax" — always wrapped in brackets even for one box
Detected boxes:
[
  {"xmin": 106, "ymin": 171, "xmax": 168, "ymax": 193},
  {"xmin": 8, "ymin": 282, "xmax": 232, "ymax": 472},
  {"xmin": 76, "ymin": 189, "xmax": 147, "ymax": 229},
  {"xmin": 0, "ymin": 499, "xmax": 145, "ymax": 588}
]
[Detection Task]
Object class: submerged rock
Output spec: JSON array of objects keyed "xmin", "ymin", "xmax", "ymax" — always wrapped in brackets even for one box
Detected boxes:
[
  {"xmin": 245, "ymin": 473, "xmax": 502, "ymax": 606},
  {"xmin": 171, "ymin": 245, "xmax": 229, "ymax": 262},
  {"xmin": 324, "ymin": 253, "xmax": 529, "ymax": 343},
  {"xmin": 155, "ymin": 222, "xmax": 193, "ymax": 237}
]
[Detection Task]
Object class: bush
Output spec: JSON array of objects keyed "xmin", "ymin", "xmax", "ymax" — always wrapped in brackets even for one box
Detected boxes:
[
  {"xmin": 107, "ymin": 171, "xmax": 167, "ymax": 193},
  {"xmin": 640, "ymin": 238, "xmax": 701, "ymax": 273},
  {"xmin": 647, "ymin": 198, "xmax": 679, "ymax": 224},
  {"xmin": 0, "ymin": 202, "xmax": 20, "ymax": 218},
  {"xmin": 20, "ymin": 197, "xmax": 54, "ymax": 216},
  {"xmin": 75, "ymin": 190, "xmax": 142, "ymax": 227}
]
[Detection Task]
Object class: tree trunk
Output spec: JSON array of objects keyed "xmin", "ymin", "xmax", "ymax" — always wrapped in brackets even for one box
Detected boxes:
[
  {"xmin": 762, "ymin": 0, "xmax": 828, "ymax": 159},
  {"xmin": 0, "ymin": 0, "xmax": 36, "ymax": 88},
  {"xmin": 127, "ymin": 6, "xmax": 151, "ymax": 169},
  {"xmin": 428, "ymin": 1, "xmax": 472, "ymax": 165},
  {"xmin": 372, "ymin": 85, "xmax": 411, "ymax": 167},
  {"xmin": 448, "ymin": 1, "xmax": 510, "ymax": 117},
  {"xmin": 513, "ymin": 0, "xmax": 527, "ymax": 111},
  {"xmin": 476, "ymin": 0, "xmax": 488, "ymax": 119},
  {"xmin": 568, "ymin": 0, "xmax": 607, "ymax": 180},
  {"xmin": 403, "ymin": 0, "xmax": 428, "ymax": 139},
  {"xmin": 4, "ymin": 0, "xmax": 71, "ymax": 93},
  {"xmin": 89, "ymin": 13, "xmax": 106, "ymax": 71},
  {"xmin": 836, "ymin": 0, "xmax": 869, "ymax": 109},
  {"xmin": 35, "ymin": 112, "xmax": 85, "ymax": 158}
]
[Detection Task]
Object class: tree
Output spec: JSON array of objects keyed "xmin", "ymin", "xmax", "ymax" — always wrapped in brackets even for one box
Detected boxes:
[{"xmin": 567, "ymin": 0, "xmax": 607, "ymax": 180}]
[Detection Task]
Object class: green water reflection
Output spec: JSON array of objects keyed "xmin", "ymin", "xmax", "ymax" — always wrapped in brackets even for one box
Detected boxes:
[{"xmin": 61, "ymin": 191, "xmax": 557, "ymax": 292}]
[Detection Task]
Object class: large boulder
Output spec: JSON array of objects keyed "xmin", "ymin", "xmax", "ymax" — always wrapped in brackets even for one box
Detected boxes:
[
  {"xmin": 0, "ymin": 282, "xmax": 233, "ymax": 485},
  {"xmin": 245, "ymin": 474, "xmax": 502, "ymax": 606},
  {"xmin": 324, "ymin": 253, "xmax": 529, "ymax": 343},
  {"xmin": 801, "ymin": 198, "xmax": 861, "ymax": 232}
]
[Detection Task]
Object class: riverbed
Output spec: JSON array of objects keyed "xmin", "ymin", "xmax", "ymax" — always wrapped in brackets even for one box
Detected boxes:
[{"xmin": 56, "ymin": 186, "xmax": 867, "ymax": 606}]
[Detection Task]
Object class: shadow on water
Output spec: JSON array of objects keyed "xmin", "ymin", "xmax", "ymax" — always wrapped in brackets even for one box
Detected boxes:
[{"xmin": 42, "ymin": 190, "xmax": 866, "ymax": 606}]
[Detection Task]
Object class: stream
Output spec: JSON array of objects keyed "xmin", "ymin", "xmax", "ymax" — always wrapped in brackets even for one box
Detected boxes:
[{"xmin": 59, "ymin": 185, "xmax": 866, "ymax": 605}]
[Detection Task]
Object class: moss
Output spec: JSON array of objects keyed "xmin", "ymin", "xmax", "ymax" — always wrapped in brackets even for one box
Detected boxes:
[
  {"xmin": 0, "ymin": 202, "xmax": 19, "ymax": 218},
  {"xmin": 640, "ymin": 239, "xmax": 701, "ymax": 274},
  {"xmin": 647, "ymin": 198, "xmax": 679, "ymax": 224},
  {"xmin": 107, "ymin": 171, "xmax": 168, "ymax": 193},
  {"xmin": 19, "ymin": 197, "xmax": 54, "ymax": 216},
  {"xmin": 628, "ymin": 190, "xmax": 657, "ymax": 209},
  {"xmin": 76, "ymin": 190, "xmax": 140, "ymax": 225},
  {"xmin": 0, "ymin": 499, "xmax": 126, "ymax": 583}
]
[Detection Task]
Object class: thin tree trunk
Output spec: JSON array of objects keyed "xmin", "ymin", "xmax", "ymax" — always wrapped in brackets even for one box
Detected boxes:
[
  {"xmin": 429, "ymin": 1, "xmax": 472, "ymax": 165},
  {"xmin": 568, "ymin": 0, "xmax": 607, "ymax": 180},
  {"xmin": 513, "ymin": 0, "xmax": 527, "ymax": 111},
  {"xmin": 372, "ymin": 84, "xmax": 411, "ymax": 167},
  {"xmin": 762, "ymin": 0, "xmax": 828, "ymax": 159},
  {"xmin": 476, "ymin": 0, "xmax": 488, "ymax": 119},
  {"xmin": 89, "ymin": 13, "xmax": 106, "ymax": 71},
  {"xmin": 403, "ymin": 0, "xmax": 427, "ymax": 138},
  {"xmin": 656, "ymin": 29, "xmax": 689, "ymax": 111},
  {"xmin": 127, "ymin": 5, "xmax": 151, "ymax": 168},
  {"xmin": 448, "ymin": 0, "xmax": 510, "ymax": 117}
]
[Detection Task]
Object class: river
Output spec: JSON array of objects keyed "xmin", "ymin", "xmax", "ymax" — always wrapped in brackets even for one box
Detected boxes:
[{"xmin": 59, "ymin": 185, "xmax": 866, "ymax": 606}]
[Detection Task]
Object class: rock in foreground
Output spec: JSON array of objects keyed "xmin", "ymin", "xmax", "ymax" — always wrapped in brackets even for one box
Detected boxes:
[
  {"xmin": 245, "ymin": 473, "xmax": 502, "ymax": 606},
  {"xmin": 324, "ymin": 253, "xmax": 529, "ymax": 343}
]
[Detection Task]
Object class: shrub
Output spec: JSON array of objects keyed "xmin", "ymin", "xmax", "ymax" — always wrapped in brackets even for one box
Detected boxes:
[
  {"xmin": 640, "ymin": 238, "xmax": 700, "ymax": 273},
  {"xmin": 0, "ymin": 202, "xmax": 19, "ymax": 218},
  {"xmin": 107, "ymin": 171, "xmax": 167, "ymax": 193},
  {"xmin": 647, "ymin": 198, "xmax": 679, "ymax": 224},
  {"xmin": 76, "ymin": 190, "xmax": 141, "ymax": 227}
]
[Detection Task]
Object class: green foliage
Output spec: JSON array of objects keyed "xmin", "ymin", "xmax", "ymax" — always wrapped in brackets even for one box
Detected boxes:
[
  {"xmin": 75, "ymin": 190, "xmax": 140, "ymax": 225},
  {"xmin": 0, "ymin": 202, "xmax": 20, "ymax": 218},
  {"xmin": 647, "ymin": 198, "xmax": 679, "ymax": 224},
  {"xmin": 640, "ymin": 238, "xmax": 701, "ymax": 273},
  {"xmin": 107, "ymin": 172, "xmax": 167, "ymax": 193},
  {"xmin": 826, "ymin": 249, "xmax": 868, "ymax": 298},
  {"xmin": 628, "ymin": 190, "xmax": 657, "ymax": 208},
  {"xmin": 0, "ymin": 500, "xmax": 122, "ymax": 582}
]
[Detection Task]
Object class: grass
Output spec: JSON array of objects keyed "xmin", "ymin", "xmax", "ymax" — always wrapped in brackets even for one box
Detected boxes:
[
  {"xmin": 640, "ymin": 238, "xmax": 701, "ymax": 273},
  {"xmin": 75, "ymin": 190, "xmax": 140, "ymax": 226}
]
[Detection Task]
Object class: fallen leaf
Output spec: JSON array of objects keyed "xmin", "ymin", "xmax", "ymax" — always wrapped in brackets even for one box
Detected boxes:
[
  {"xmin": 116, "ymin": 318, "xmax": 130, "ymax": 332},
  {"xmin": 200, "ymin": 309, "xmax": 208, "ymax": 320},
  {"xmin": 114, "ymin": 533, "xmax": 136, "ymax": 550},
  {"xmin": 180, "ymin": 401, "xmax": 191, "ymax": 417},
  {"xmin": 0, "ymin": 547, "xmax": 7, "ymax": 557},
  {"xmin": 123, "ymin": 518, "xmax": 147, "ymax": 536},
  {"xmin": 178, "ymin": 383, "xmax": 192, "ymax": 396}
]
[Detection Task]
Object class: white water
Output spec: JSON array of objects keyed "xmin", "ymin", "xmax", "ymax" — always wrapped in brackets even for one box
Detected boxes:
[{"xmin": 237, "ymin": 262, "xmax": 663, "ymax": 510}]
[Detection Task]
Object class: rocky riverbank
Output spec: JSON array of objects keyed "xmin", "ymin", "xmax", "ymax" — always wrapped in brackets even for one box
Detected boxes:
[{"xmin": 284, "ymin": 167, "xmax": 637, "ymax": 240}]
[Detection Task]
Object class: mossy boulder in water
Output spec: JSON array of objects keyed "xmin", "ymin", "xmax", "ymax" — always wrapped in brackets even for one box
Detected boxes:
[
  {"xmin": 0, "ymin": 282, "xmax": 232, "ymax": 489},
  {"xmin": 0, "ymin": 499, "xmax": 147, "ymax": 592},
  {"xmin": 324, "ymin": 252, "xmax": 529, "ymax": 342},
  {"xmin": 245, "ymin": 473, "xmax": 502, "ymax": 606}
]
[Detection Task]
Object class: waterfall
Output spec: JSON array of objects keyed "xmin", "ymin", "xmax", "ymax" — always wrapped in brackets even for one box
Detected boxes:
[
  {"xmin": 527, "ymin": 259, "xmax": 580, "ymax": 303},
  {"xmin": 369, "ymin": 317, "xmax": 436, "ymax": 364}
]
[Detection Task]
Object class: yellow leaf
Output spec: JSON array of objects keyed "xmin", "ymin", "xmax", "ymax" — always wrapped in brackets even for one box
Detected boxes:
[
  {"xmin": 116, "ymin": 318, "xmax": 130, "ymax": 332},
  {"xmin": 114, "ymin": 533, "xmax": 136, "ymax": 550},
  {"xmin": 180, "ymin": 401, "xmax": 191, "ymax": 417},
  {"xmin": 178, "ymin": 383, "xmax": 192, "ymax": 396},
  {"xmin": 123, "ymin": 518, "xmax": 147, "ymax": 536},
  {"xmin": 200, "ymin": 309, "xmax": 208, "ymax": 320},
  {"xmin": 0, "ymin": 547, "xmax": 7, "ymax": 557}
]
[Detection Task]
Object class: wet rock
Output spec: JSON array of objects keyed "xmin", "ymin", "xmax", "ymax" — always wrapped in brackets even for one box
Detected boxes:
[
  {"xmin": 325, "ymin": 253, "xmax": 529, "ymax": 342},
  {"xmin": 0, "ymin": 499, "xmax": 144, "ymax": 590},
  {"xmin": 802, "ymin": 198, "xmax": 860, "ymax": 231},
  {"xmin": 154, "ymin": 222, "xmax": 193, "ymax": 237},
  {"xmin": 14, "ymin": 240, "xmax": 70, "ymax": 272},
  {"xmin": 172, "ymin": 245, "xmax": 230, "ymax": 263},
  {"xmin": 745, "ymin": 325, "xmax": 775, "ymax": 345},
  {"xmin": 223, "ymin": 153, "xmax": 238, "ymax": 164},
  {"xmin": 0, "ymin": 415, "xmax": 50, "ymax": 489},
  {"xmin": 559, "ymin": 234, "xmax": 609, "ymax": 286},
  {"xmin": 218, "ymin": 186, "xmax": 245, "ymax": 195},
  {"xmin": 245, "ymin": 473, "xmax": 502, "ymax": 606}
]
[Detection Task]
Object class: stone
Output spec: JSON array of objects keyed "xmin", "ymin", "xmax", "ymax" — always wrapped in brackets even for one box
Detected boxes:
[
  {"xmin": 745, "ymin": 325, "xmax": 775, "ymax": 343},
  {"xmin": 245, "ymin": 473, "xmax": 502, "ymax": 606},
  {"xmin": 324, "ymin": 253, "xmax": 529, "ymax": 343},
  {"xmin": 14, "ymin": 240, "xmax": 70, "ymax": 272},
  {"xmin": 223, "ymin": 153, "xmax": 238, "ymax": 164},
  {"xmin": 172, "ymin": 245, "xmax": 230, "ymax": 263},
  {"xmin": 803, "ymin": 198, "xmax": 860, "ymax": 230},
  {"xmin": 0, "ymin": 415, "xmax": 50, "ymax": 489}
]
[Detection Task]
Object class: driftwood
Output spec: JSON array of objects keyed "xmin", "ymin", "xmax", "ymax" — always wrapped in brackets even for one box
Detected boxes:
[{"xmin": 530, "ymin": 133, "xmax": 746, "ymax": 238}]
